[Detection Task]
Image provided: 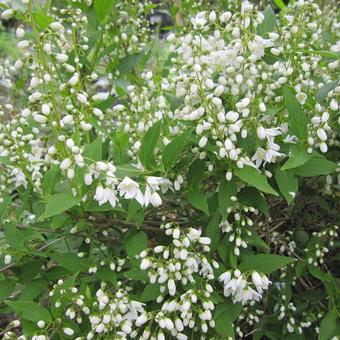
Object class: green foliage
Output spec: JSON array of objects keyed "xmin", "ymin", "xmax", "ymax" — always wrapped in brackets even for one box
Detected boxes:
[
  {"xmin": 0, "ymin": 0, "xmax": 339, "ymax": 339},
  {"xmin": 139, "ymin": 120, "xmax": 162, "ymax": 169}
]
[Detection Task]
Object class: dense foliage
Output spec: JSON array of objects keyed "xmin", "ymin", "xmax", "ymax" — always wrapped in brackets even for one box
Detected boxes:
[{"xmin": 0, "ymin": 0, "xmax": 339, "ymax": 339}]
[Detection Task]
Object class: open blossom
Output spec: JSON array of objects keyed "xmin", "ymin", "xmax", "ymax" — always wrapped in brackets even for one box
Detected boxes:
[
  {"xmin": 94, "ymin": 185, "xmax": 117, "ymax": 208},
  {"xmin": 117, "ymin": 177, "xmax": 144, "ymax": 204},
  {"xmin": 144, "ymin": 186, "xmax": 162, "ymax": 207},
  {"xmin": 0, "ymin": 1, "xmax": 338, "ymax": 339},
  {"xmin": 219, "ymin": 269, "xmax": 271, "ymax": 305},
  {"xmin": 252, "ymin": 146, "xmax": 284, "ymax": 168},
  {"xmin": 146, "ymin": 176, "xmax": 171, "ymax": 193}
]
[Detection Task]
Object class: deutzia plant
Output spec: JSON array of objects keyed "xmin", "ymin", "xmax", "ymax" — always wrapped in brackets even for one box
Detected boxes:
[{"xmin": 0, "ymin": 0, "xmax": 339, "ymax": 339}]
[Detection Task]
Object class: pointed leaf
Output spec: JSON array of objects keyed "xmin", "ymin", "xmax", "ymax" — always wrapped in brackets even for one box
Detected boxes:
[
  {"xmin": 6, "ymin": 300, "xmax": 52, "ymax": 323},
  {"xmin": 139, "ymin": 121, "xmax": 162, "ymax": 169},
  {"xmin": 281, "ymin": 145, "xmax": 311, "ymax": 171},
  {"xmin": 283, "ymin": 86, "xmax": 308, "ymax": 140},
  {"xmin": 218, "ymin": 180, "xmax": 237, "ymax": 219},
  {"xmin": 49, "ymin": 253, "xmax": 90, "ymax": 272},
  {"xmin": 41, "ymin": 193, "xmax": 80, "ymax": 219},
  {"xmin": 235, "ymin": 166, "xmax": 278, "ymax": 196},
  {"xmin": 275, "ymin": 169, "xmax": 298, "ymax": 204},
  {"xmin": 124, "ymin": 231, "xmax": 148, "ymax": 260},
  {"xmin": 292, "ymin": 155, "xmax": 337, "ymax": 177},
  {"xmin": 187, "ymin": 190, "xmax": 209, "ymax": 215},
  {"xmin": 239, "ymin": 254, "xmax": 296, "ymax": 274},
  {"xmin": 163, "ymin": 131, "xmax": 191, "ymax": 170}
]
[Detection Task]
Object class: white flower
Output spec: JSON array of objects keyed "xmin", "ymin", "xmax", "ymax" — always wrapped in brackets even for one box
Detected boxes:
[
  {"xmin": 251, "ymin": 271, "xmax": 262, "ymax": 287},
  {"xmin": 199, "ymin": 136, "xmax": 208, "ymax": 148},
  {"xmin": 218, "ymin": 271, "xmax": 231, "ymax": 285},
  {"xmin": 187, "ymin": 228, "xmax": 201, "ymax": 240},
  {"xmin": 144, "ymin": 185, "xmax": 162, "ymax": 207},
  {"xmin": 146, "ymin": 176, "xmax": 170, "ymax": 193},
  {"xmin": 199, "ymin": 237, "xmax": 211, "ymax": 245},
  {"xmin": 63, "ymin": 328, "xmax": 74, "ymax": 336},
  {"xmin": 84, "ymin": 173, "xmax": 93, "ymax": 186},
  {"xmin": 118, "ymin": 177, "xmax": 141, "ymax": 199},
  {"xmin": 330, "ymin": 99, "xmax": 338, "ymax": 111},
  {"xmin": 1, "ymin": 9, "xmax": 14, "ymax": 20},
  {"xmin": 191, "ymin": 12, "xmax": 207, "ymax": 29},
  {"xmin": 60, "ymin": 158, "xmax": 72, "ymax": 170},
  {"xmin": 252, "ymin": 146, "xmax": 283, "ymax": 168},
  {"xmin": 16, "ymin": 27, "xmax": 25, "ymax": 39},
  {"xmin": 135, "ymin": 314, "xmax": 148, "ymax": 326},
  {"xmin": 140, "ymin": 258, "xmax": 151, "ymax": 270},
  {"xmin": 150, "ymin": 192, "xmax": 162, "ymax": 207},
  {"xmin": 168, "ymin": 278, "xmax": 176, "ymax": 295},
  {"xmin": 94, "ymin": 186, "xmax": 117, "ymax": 208},
  {"xmin": 34, "ymin": 114, "xmax": 47, "ymax": 124},
  {"xmin": 257, "ymin": 126, "xmax": 266, "ymax": 140},
  {"xmin": 50, "ymin": 22, "xmax": 64, "ymax": 31},
  {"xmin": 55, "ymin": 53, "xmax": 69, "ymax": 63},
  {"xmin": 317, "ymin": 128, "xmax": 327, "ymax": 141},
  {"xmin": 4, "ymin": 254, "xmax": 12, "ymax": 265},
  {"xmin": 37, "ymin": 320, "xmax": 45, "ymax": 329}
]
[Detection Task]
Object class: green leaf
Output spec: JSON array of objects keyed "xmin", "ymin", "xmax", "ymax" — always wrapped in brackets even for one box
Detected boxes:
[
  {"xmin": 83, "ymin": 137, "xmax": 102, "ymax": 161},
  {"xmin": 41, "ymin": 193, "xmax": 80, "ymax": 219},
  {"xmin": 162, "ymin": 131, "xmax": 191, "ymax": 170},
  {"xmin": 0, "ymin": 280, "xmax": 16, "ymax": 303},
  {"xmin": 273, "ymin": 0, "xmax": 286, "ymax": 9},
  {"xmin": 116, "ymin": 51, "xmax": 147, "ymax": 74},
  {"xmin": 43, "ymin": 266, "xmax": 73, "ymax": 281},
  {"xmin": 257, "ymin": 6, "xmax": 276, "ymax": 37},
  {"xmin": 18, "ymin": 260, "xmax": 45, "ymax": 283},
  {"xmin": 187, "ymin": 159, "xmax": 205, "ymax": 187},
  {"xmin": 42, "ymin": 165, "xmax": 61, "ymax": 195},
  {"xmin": 33, "ymin": 10, "xmax": 53, "ymax": 29},
  {"xmin": 308, "ymin": 265, "xmax": 331, "ymax": 283},
  {"xmin": 0, "ymin": 195, "xmax": 11, "ymax": 219},
  {"xmin": 239, "ymin": 254, "xmax": 296, "ymax": 274},
  {"xmin": 49, "ymin": 253, "xmax": 90, "ymax": 272},
  {"xmin": 281, "ymin": 145, "xmax": 311, "ymax": 170},
  {"xmin": 218, "ymin": 180, "xmax": 237, "ymax": 219},
  {"xmin": 319, "ymin": 308, "xmax": 338, "ymax": 340},
  {"xmin": 316, "ymin": 80, "xmax": 339, "ymax": 103},
  {"xmin": 238, "ymin": 187, "xmax": 270, "ymax": 217},
  {"xmin": 245, "ymin": 233, "xmax": 270, "ymax": 252},
  {"xmin": 96, "ymin": 266, "xmax": 117, "ymax": 285},
  {"xmin": 20, "ymin": 279, "xmax": 48, "ymax": 300},
  {"xmin": 275, "ymin": 169, "xmax": 298, "ymax": 204},
  {"xmin": 124, "ymin": 231, "xmax": 148, "ymax": 260},
  {"xmin": 214, "ymin": 301, "xmax": 242, "ymax": 322},
  {"xmin": 50, "ymin": 214, "xmax": 70, "ymax": 229},
  {"xmin": 215, "ymin": 310, "xmax": 235, "ymax": 338},
  {"xmin": 94, "ymin": 0, "xmax": 115, "ymax": 22},
  {"xmin": 292, "ymin": 154, "xmax": 337, "ymax": 177},
  {"xmin": 187, "ymin": 189, "xmax": 209, "ymax": 215},
  {"xmin": 115, "ymin": 164, "xmax": 142, "ymax": 178},
  {"xmin": 140, "ymin": 284, "xmax": 161, "ymax": 302},
  {"xmin": 234, "ymin": 166, "xmax": 278, "ymax": 196},
  {"xmin": 6, "ymin": 300, "xmax": 52, "ymax": 323},
  {"xmin": 0, "ymin": 156, "xmax": 11, "ymax": 165},
  {"xmin": 112, "ymin": 131, "xmax": 130, "ymax": 164},
  {"xmin": 139, "ymin": 121, "xmax": 162, "ymax": 169},
  {"xmin": 4, "ymin": 223, "xmax": 25, "ymax": 248},
  {"xmin": 124, "ymin": 269, "xmax": 148, "ymax": 282},
  {"xmin": 206, "ymin": 213, "xmax": 220, "ymax": 251},
  {"xmin": 283, "ymin": 86, "xmax": 308, "ymax": 140}
]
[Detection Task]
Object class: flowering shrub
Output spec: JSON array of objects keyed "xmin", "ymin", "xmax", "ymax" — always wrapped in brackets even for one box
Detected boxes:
[{"xmin": 0, "ymin": 0, "xmax": 339, "ymax": 339}]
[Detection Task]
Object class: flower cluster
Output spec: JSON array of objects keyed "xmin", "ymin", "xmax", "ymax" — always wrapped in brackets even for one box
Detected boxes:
[
  {"xmin": 139, "ymin": 223, "xmax": 216, "ymax": 296},
  {"xmin": 0, "ymin": 0, "xmax": 339, "ymax": 339},
  {"xmin": 219, "ymin": 269, "xmax": 271, "ymax": 305}
]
